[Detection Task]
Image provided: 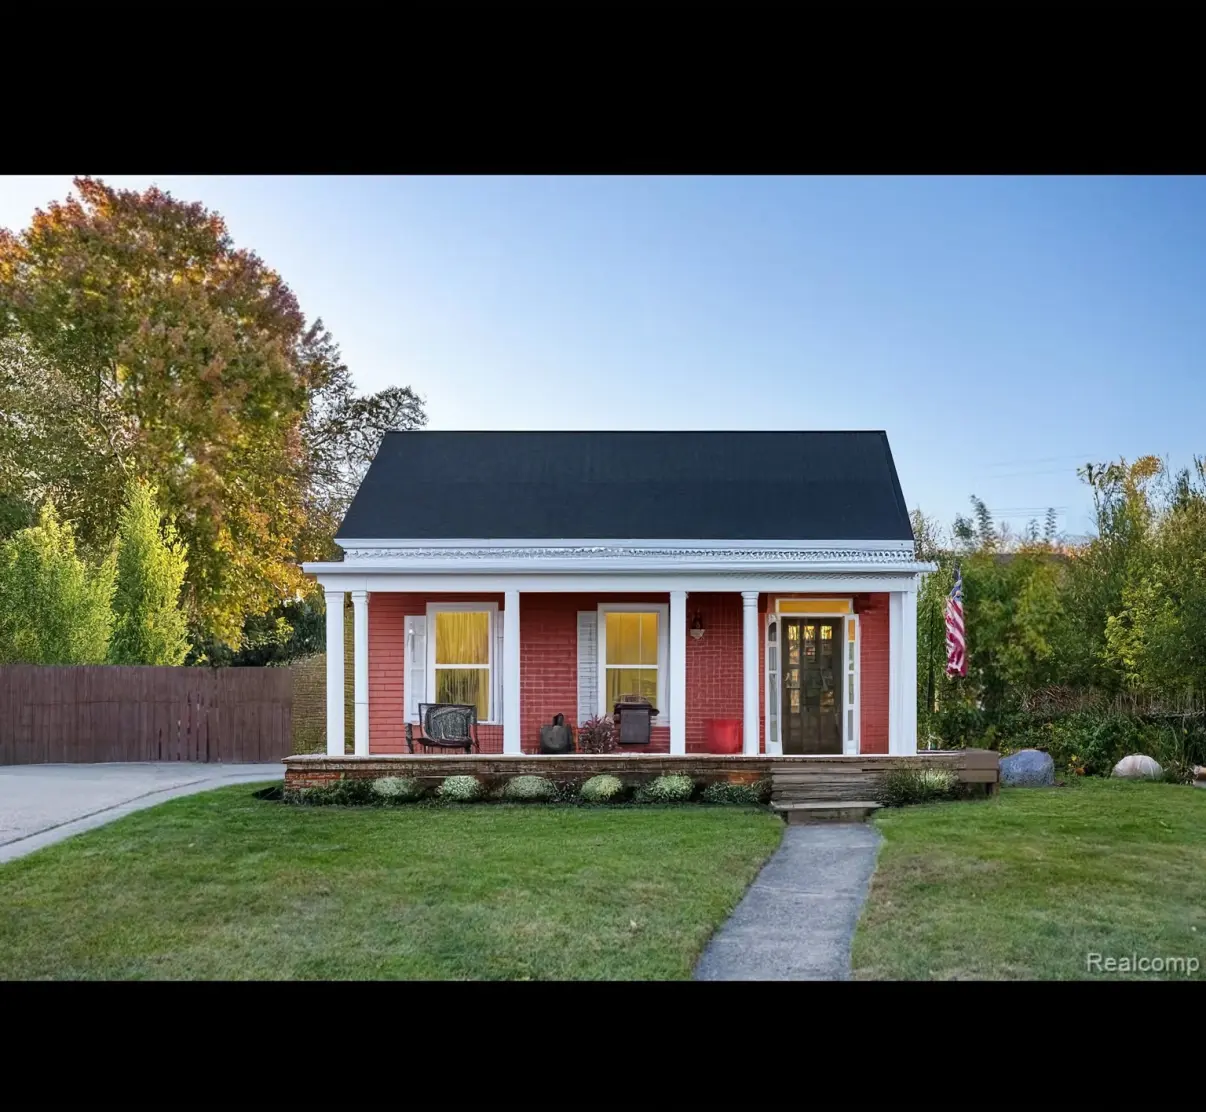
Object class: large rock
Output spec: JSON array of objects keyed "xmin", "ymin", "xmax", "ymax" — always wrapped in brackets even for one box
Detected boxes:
[
  {"xmin": 1112, "ymin": 754, "xmax": 1163, "ymax": 781},
  {"xmin": 1000, "ymin": 748, "xmax": 1055, "ymax": 787}
]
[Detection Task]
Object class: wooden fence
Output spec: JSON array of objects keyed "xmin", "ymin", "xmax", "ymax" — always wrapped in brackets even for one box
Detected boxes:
[{"xmin": 0, "ymin": 665, "xmax": 292, "ymax": 765}]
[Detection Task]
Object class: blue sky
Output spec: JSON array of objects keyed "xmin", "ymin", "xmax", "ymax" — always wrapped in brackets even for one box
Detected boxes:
[{"xmin": 3, "ymin": 175, "xmax": 1203, "ymax": 540}]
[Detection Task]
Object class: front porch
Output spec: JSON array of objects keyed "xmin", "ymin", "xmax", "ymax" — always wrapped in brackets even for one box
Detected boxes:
[
  {"xmin": 303, "ymin": 537, "xmax": 934, "ymax": 764},
  {"xmin": 313, "ymin": 581, "xmax": 923, "ymax": 759}
]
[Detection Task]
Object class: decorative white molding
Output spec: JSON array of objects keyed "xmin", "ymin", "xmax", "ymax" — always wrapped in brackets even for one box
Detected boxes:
[
  {"xmin": 335, "ymin": 537, "xmax": 915, "ymax": 551},
  {"xmin": 338, "ymin": 544, "xmax": 916, "ymax": 564},
  {"xmin": 306, "ymin": 571, "xmax": 931, "ymax": 596}
]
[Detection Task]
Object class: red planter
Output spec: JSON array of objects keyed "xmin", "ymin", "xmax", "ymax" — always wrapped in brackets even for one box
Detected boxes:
[{"xmin": 704, "ymin": 718, "xmax": 743, "ymax": 754}]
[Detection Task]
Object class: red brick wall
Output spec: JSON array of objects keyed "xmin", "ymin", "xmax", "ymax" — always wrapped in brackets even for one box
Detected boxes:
[
  {"xmin": 368, "ymin": 592, "xmax": 506, "ymax": 755},
  {"xmin": 684, "ymin": 593, "xmax": 744, "ymax": 753},
  {"xmin": 369, "ymin": 591, "xmax": 669, "ymax": 755},
  {"xmin": 367, "ymin": 589, "xmax": 893, "ymax": 757},
  {"xmin": 856, "ymin": 593, "xmax": 890, "ymax": 754},
  {"xmin": 517, "ymin": 592, "xmax": 669, "ymax": 754}
]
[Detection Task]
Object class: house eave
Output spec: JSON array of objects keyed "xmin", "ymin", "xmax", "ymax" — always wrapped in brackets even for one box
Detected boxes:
[
  {"xmin": 304, "ymin": 538, "xmax": 931, "ymax": 584},
  {"xmin": 302, "ymin": 558, "xmax": 935, "ymax": 576}
]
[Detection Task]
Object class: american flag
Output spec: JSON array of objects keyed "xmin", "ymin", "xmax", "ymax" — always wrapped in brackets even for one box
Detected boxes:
[{"xmin": 945, "ymin": 567, "xmax": 967, "ymax": 677}]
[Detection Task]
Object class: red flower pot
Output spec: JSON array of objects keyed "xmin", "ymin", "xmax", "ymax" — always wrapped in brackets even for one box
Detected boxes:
[{"xmin": 704, "ymin": 718, "xmax": 743, "ymax": 754}]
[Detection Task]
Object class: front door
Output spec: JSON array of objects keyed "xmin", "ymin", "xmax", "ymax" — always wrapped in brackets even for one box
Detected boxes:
[{"xmin": 781, "ymin": 618, "xmax": 843, "ymax": 754}]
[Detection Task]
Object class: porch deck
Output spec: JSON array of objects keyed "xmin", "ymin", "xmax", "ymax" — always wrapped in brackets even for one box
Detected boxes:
[{"xmin": 282, "ymin": 748, "xmax": 1000, "ymax": 798}]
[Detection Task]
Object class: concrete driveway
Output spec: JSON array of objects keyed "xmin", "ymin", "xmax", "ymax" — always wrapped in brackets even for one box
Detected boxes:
[{"xmin": 0, "ymin": 762, "xmax": 284, "ymax": 864}]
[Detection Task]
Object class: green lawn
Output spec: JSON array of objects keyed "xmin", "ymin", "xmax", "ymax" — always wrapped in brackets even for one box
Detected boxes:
[
  {"xmin": 853, "ymin": 778, "xmax": 1206, "ymax": 980},
  {"xmin": 0, "ymin": 786, "xmax": 783, "ymax": 980}
]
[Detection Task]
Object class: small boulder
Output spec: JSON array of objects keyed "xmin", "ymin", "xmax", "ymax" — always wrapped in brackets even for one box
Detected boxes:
[
  {"xmin": 1000, "ymin": 748, "xmax": 1055, "ymax": 787},
  {"xmin": 1112, "ymin": 754, "xmax": 1163, "ymax": 781}
]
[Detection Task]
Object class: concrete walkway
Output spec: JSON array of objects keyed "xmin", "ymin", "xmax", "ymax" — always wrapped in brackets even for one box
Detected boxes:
[
  {"xmin": 0, "ymin": 762, "xmax": 284, "ymax": 865},
  {"xmin": 694, "ymin": 823, "xmax": 882, "ymax": 981}
]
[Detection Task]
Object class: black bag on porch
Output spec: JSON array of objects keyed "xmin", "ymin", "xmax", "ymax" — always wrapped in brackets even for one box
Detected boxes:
[{"xmin": 539, "ymin": 713, "xmax": 576, "ymax": 754}]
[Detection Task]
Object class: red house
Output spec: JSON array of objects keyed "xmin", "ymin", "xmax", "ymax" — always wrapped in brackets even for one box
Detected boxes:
[{"xmin": 301, "ymin": 430, "xmax": 929, "ymax": 761}]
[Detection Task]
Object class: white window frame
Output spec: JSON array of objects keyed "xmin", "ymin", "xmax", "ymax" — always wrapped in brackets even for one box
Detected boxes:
[
  {"xmin": 425, "ymin": 601, "xmax": 500, "ymax": 724},
  {"xmin": 770, "ymin": 598, "xmax": 859, "ymax": 756},
  {"xmin": 597, "ymin": 602, "xmax": 671, "ymax": 726},
  {"xmin": 766, "ymin": 612, "xmax": 780, "ymax": 756}
]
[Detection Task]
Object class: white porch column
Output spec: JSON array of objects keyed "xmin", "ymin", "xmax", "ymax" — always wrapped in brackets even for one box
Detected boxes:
[
  {"xmin": 742, "ymin": 591, "xmax": 760, "ymax": 755},
  {"xmin": 669, "ymin": 590, "xmax": 687, "ymax": 755},
  {"xmin": 503, "ymin": 589, "xmax": 521, "ymax": 754},
  {"xmin": 888, "ymin": 588, "xmax": 919, "ymax": 756},
  {"xmin": 351, "ymin": 589, "xmax": 369, "ymax": 756},
  {"xmin": 888, "ymin": 592, "xmax": 902, "ymax": 754},
  {"xmin": 325, "ymin": 589, "xmax": 345, "ymax": 756},
  {"xmin": 899, "ymin": 584, "xmax": 919, "ymax": 755}
]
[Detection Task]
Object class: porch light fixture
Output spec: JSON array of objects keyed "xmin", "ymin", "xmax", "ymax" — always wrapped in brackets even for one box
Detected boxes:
[{"xmin": 690, "ymin": 612, "xmax": 705, "ymax": 640}]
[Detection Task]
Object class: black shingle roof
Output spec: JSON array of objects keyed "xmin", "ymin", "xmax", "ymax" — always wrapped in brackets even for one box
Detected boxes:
[{"xmin": 336, "ymin": 431, "xmax": 914, "ymax": 542}]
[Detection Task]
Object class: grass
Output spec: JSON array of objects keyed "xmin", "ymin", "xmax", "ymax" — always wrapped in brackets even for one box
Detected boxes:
[
  {"xmin": 0, "ymin": 786, "xmax": 783, "ymax": 980},
  {"xmin": 852, "ymin": 778, "xmax": 1206, "ymax": 980}
]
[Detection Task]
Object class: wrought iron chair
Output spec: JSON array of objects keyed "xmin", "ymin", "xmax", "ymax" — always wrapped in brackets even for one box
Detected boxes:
[{"xmin": 406, "ymin": 703, "xmax": 481, "ymax": 754}]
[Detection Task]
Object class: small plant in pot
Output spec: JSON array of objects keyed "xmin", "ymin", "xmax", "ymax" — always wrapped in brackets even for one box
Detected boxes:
[{"xmin": 577, "ymin": 714, "xmax": 616, "ymax": 754}]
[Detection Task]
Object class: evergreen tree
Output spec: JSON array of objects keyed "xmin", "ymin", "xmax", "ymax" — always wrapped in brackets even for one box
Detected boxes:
[
  {"xmin": 0, "ymin": 502, "xmax": 115, "ymax": 664},
  {"xmin": 108, "ymin": 481, "xmax": 190, "ymax": 666}
]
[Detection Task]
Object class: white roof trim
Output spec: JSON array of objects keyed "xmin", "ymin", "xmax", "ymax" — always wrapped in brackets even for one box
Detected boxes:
[
  {"xmin": 327, "ymin": 543, "xmax": 915, "ymax": 569},
  {"xmin": 305, "ymin": 570, "xmax": 933, "ymax": 594},
  {"xmin": 334, "ymin": 537, "xmax": 915, "ymax": 552},
  {"xmin": 309, "ymin": 539, "xmax": 924, "ymax": 579}
]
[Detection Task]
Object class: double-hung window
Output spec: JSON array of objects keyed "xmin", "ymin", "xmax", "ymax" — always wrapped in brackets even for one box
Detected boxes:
[
  {"xmin": 425, "ymin": 602, "xmax": 498, "ymax": 722},
  {"xmin": 597, "ymin": 602, "xmax": 669, "ymax": 721}
]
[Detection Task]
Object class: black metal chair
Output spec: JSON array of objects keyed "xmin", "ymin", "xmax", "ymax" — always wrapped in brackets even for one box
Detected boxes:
[{"xmin": 405, "ymin": 703, "xmax": 481, "ymax": 754}]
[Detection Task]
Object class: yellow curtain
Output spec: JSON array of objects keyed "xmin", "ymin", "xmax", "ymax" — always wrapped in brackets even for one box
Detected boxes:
[
  {"xmin": 605, "ymin": 612, "xmax": 658, "ymax": 665},
  {"xmin": 435, "ymin": 611, "xmax": 489, "ymax": 664}
]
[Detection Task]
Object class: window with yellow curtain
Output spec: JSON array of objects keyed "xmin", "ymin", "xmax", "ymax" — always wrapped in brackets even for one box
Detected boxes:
[
  {"xmin": 604, "ymin": 612, "xmax": 659, "ymax": 708},
  {"xmin": 434, "ymin": 610, "xmax": 490, "ymax": 720}
]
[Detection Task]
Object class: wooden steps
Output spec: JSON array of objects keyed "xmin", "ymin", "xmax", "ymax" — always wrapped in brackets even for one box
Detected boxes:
[
  {"xmin": 769, "ymin": 760, "xmax": 888, "ymax": 820},
  {"xmin": 770, "ymin": 800, "xmax": 882, "ymax": 825},
  {"xmin": 771, "ymin": 761, "xmax": 891, "ymax": 805}
]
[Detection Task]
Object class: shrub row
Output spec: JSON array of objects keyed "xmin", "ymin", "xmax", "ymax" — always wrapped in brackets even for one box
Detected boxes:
[
  {"xmin": 285, "ymin": 773, "xmax": 773, "ymax": 808},
  {"xmin": 1014, "ymin": 715, "xmax": 1205, "ymax": 783},
  {"xmin": 931, "ymin": 704, "xmax": 1206, "ymax": 783}
]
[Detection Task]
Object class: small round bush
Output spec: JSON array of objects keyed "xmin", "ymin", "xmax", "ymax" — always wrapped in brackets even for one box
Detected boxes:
[
  {"xmin": 636, "ymin": 773, "xmax": 696, "ymax": 804},
  {"xmin": 501, "ymin": 775, "xmax": 557, "ymax": 802},
  {"xmin": 702, "ymin": 779, "xmax": 769, "ymax": 806},
  {"xmin": 579, "ymin": 774, "xmax": 625, "ymax": 804},
  {"xmin": 372, "ymin": 776, "xmax": 425, "ymax": 803},
  {"xmin": 437, "ymin": 774, "xmax": 483, "ymax": 803}
]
